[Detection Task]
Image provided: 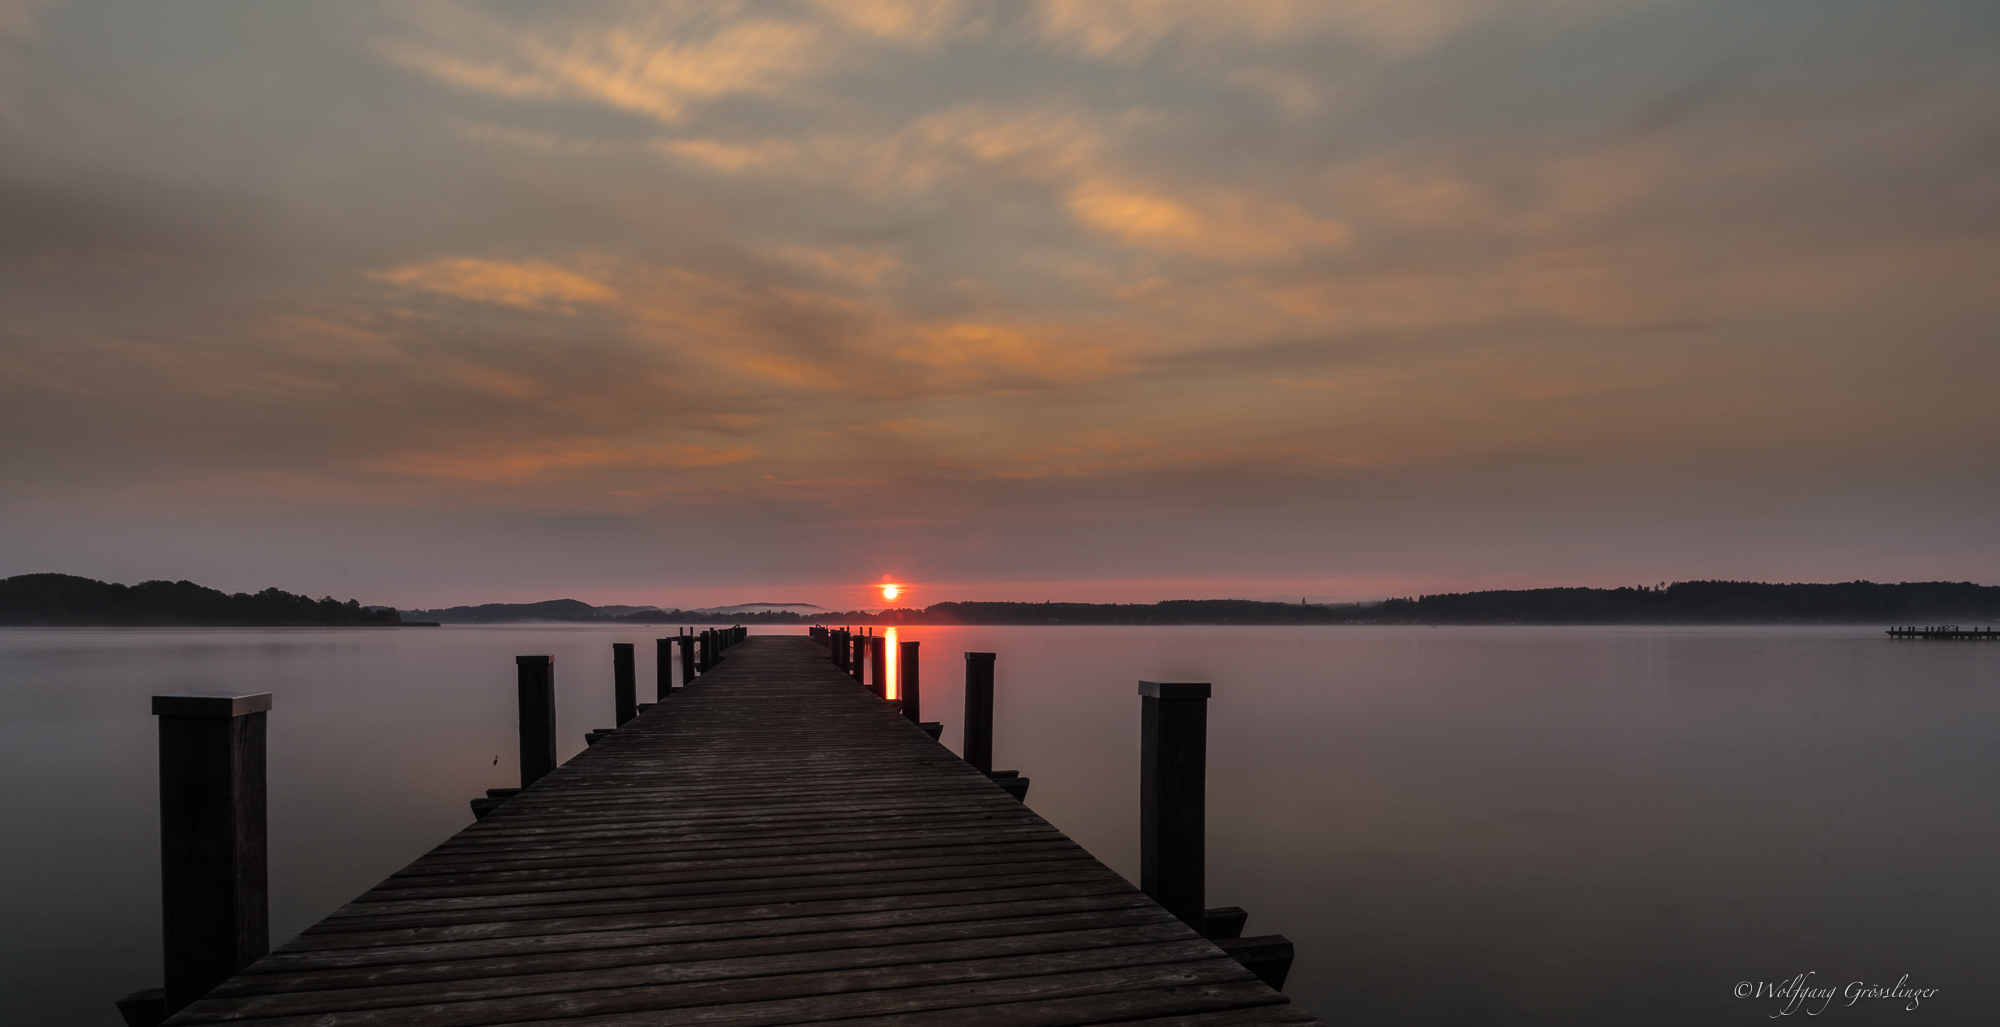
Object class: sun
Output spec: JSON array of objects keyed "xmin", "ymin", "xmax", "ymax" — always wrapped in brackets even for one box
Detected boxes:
[{"xmin": 881, "ymin": 583, "xmax": 901, "ymax": 601}]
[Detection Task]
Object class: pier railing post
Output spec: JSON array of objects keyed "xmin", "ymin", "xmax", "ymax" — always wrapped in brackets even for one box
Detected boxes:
[
  {"xmin": 871, "ymin": 635, "xmax": 888, "ymax": 698},
  {"xmin": 963, "ymin": 652, "xmax": 996, "ymax": 775},
  {"xmin": 680, "ymin": 633, "xmax": 695, "ymax": 685},
  {"xmin": 900, "ymin": 640, "xmax": 921, "ymax": 723},
  {"xmin": 150, "ymin": 691, "xmax": 272, "ymax": 1019},
  {"xmin": 613, "ymin": 643, "xmax": 636, "ymax": 725},
  {"xmin": 517, "ymin": 656, "xmax": 556, "ymax": 787},
  {"xmin": 655, "ymin": 638, "xmax": 672, "ymax": 699},
  {"xmin": 1138, "ymin": 681, "xmax": 1208, "ymax": 931},
  {"xmin": 1134, "ymin": 679, "xmax": 1292, "ymax": 986},
  {"xmin": 851, "ymin": 635, "xmax": 866, "ymax": 683}
]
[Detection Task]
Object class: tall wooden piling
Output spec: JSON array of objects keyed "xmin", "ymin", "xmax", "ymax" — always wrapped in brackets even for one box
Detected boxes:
[
  {"xmin": 850, "ymin": 635, "xmax": 866, "ymax": 684},
  {"xmin": 150, "ymin": 691, "xmax": 272, "ymax": 1017},
  {"xmin": 516, "ymin": 656, "xmax": 556, "ymax": 787},
  {"xmin": 870, "ymin": 635, "xmax": 888, "ymax": 697},
  {"xmin": 655, "ymin": 638, "xmax": 672, "ymax": 698},
  {"xmin": 612, "ymin": 643, "xmax": 636, "ymax": 725},
  {"xmin": 963, "ymin": 652, "xmax": 996, "ymax": 775},
  {"xmin": 679, "ymin": 633, "xmax": 695, "ymax": 686},
  {"xmin": 899, "ymin": 639, "xmax": 921, "ymax": 723},
  {"xmin": 1138, "ymin": 680, "xmax": 1209, "ymax": 931}
]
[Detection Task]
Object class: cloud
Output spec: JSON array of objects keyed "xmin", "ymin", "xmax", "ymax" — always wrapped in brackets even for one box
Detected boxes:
[
  {"xmin": 363, "ymin": 440, "xmax": 755, "ymax": 485},
  {"xmin": 1067, "ymin": 179, "xmax": 1349, "ymax": 260},
  {"xmin": 0, "ymin": 0, "xmax": 58, "ymax": 111},
  {"xmin": 893, "ymin": 321, "xmax": 1131, "ymax": 390},
  {"xmin": 773, "ymin": 245, "xmax": 904, "ymax": 288},
  {"xmin": 7, "ymin": 0, "xmax": 1999, "ymax": 601},
  {"xmin": 368, "ymin": 258, "xmax": 618, "ymax": 312},
  {"xmin": 1030, "ymin": 0, "xmax": 1594, "ymax": 60},
  {"xmin": 382, "ymin": 3, "xmax": 847, "ymax": 124}
]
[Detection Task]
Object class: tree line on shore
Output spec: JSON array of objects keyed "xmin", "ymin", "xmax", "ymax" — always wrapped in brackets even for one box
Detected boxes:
[
  {"xmin": 0, "ymin": 573, "xmax": 402, "ymax": 626},
  {"xmin": 1371, "ymin": 580, "xmax": 2000, "ymax": 624},
  {"xmin": 6, "ymin": 573, "xmax": 1994, "ymax": 627}
]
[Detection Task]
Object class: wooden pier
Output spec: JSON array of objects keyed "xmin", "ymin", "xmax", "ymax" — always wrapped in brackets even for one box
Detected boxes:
[
  {"xmin": 1885, "ymin": 626, "xmax": 1999, "ymax": 640},
  {"xmin": 157, "ymin": 635, "xmax": 1316, "ymax": 1027}
]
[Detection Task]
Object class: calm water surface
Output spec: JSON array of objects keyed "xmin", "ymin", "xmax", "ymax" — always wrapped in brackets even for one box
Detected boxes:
[{"xmin": 1, "ymin": 625, "xmax": 1994, "ymax": 1025}]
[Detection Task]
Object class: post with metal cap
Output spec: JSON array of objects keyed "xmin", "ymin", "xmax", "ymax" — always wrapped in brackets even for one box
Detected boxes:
[
  {"xmin": 517, "ymin": 656, "xmax": 556, "ymax": 787},
  {"xmin": 1139, "ymin": 680, "xmax": 1208, "ymax": 931},
  {"xmin": 147, "ymin": 690, "xmax": 272, "ymax": 1020},
  {"xmin": 655, "ymin": 637, "xmax": 672, "ymax": 699},
  {"xmin": 963, "ymin": 652, "xmax": 996, "ymax": 774},
  {"xmin": 612, "ymin": 643, "xmax": 637, "ymax": 725}
]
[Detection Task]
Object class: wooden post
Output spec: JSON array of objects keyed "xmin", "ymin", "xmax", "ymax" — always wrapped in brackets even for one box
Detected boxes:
[
  {"xmin": 655, "ymin": 638, "xmax": 672, "ymax": 699},
  {"xmin": 899, "ymin": 640, "xmax": 921, "ymax": 723},
  {"xmin": 850, "ymin": 635, "xmax": 866, "ymax": 683},
  {"xmin": 1139, "ymin": 681, "xmax": 1208, "ymax": 931},
  {"xmin": 517, "ymin": 656, "xmax": 556, "ymax": 788},
  {"xmin": 612, "ymin": 643, "xmax": 636, "ymax": 725},
  {"xmin": 871, "ymin": 635, "xmax": 888, "ymax": 698},
  {"xmin": 679, "ymin": 634, "xmax": 695, "ymax": 686},
  {"xmin": 150, "ymin": 691, "xmax": 271, "ymax": 1017},
  {"xmin": 963, "ymin": 652, "xmax": 995, "ymax": 774}
]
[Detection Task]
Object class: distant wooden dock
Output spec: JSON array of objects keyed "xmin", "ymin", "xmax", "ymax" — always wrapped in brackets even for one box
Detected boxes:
[
  {"xmin": 160, "ymin": 635, "xmax": 1315, "ymax": 1027},
  {"xmin": 1885, "ymin": 626, "xmax": 1999, "ymax": 640}
]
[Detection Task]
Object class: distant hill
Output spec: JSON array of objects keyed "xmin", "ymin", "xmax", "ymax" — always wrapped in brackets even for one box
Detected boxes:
[
  {"xmin": 399, "ymin": 600, "xmax": 826, "ymax": 623},
  {"xmin": 400, "ymin": 599, "xmax": 606, "ymax": 624},
  {"xmin": 0, "ymin": 573, "xmax": 404, "ymax": 626},
  {"xmin": 694, "ymin": 603, "xmax": 826, "ymax": 615}
]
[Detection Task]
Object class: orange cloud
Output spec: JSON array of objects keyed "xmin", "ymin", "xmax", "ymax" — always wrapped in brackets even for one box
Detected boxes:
[
  {"xmin": 1067, "ymin": 179, "xmax": 1349, "ymax": 260},
  {"xmin": 383, "ymin": 10, "xmax": 825, "ymax": 125},
  {"xmin": 363, "ymin": 440, "xmax": 754, "ymax": 485},
  {"xmin": 894, "ymin": 322, "xmax": 1130, "ymax": 388},
  {"xmin": 369, "ymin": 257, "xmax": 617, "ymax": 312}
]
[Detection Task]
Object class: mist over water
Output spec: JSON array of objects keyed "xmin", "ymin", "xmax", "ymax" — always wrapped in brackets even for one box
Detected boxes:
[{"xmin": 2, "ymin": 625, "xmax": 1993, "ymax": 1025}]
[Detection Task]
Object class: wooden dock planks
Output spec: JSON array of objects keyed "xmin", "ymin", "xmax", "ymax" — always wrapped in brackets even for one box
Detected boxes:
[{"xmin": 165, "ymin": 635, "xmax": 1317, "ymax": 1027}]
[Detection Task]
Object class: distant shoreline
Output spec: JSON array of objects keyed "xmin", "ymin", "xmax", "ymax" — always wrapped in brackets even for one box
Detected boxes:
[{"xmin": 7, "ymin": 574, "xmax": 1995, "ymax": 628}]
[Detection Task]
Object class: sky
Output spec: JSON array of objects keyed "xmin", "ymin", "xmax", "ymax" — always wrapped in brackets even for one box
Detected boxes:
[{"xmin": 2, "ymin": 0, "xmax": 1997, "ymax": 612}]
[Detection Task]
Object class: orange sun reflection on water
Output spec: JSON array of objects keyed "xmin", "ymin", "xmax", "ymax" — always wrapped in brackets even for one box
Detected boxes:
[{"xmin": 883, "ymin": 625, "xmax": 898, "ymax": 700}]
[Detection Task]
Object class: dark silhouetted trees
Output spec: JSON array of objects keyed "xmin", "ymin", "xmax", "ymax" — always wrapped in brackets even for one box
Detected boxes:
[
  {"xmin": 1369, "ymin": 580, "xmax": 2000, "ymax": 624},
  {"xmin": 0, "ymin": 573, "xmax": 403, "ymax": 626}
]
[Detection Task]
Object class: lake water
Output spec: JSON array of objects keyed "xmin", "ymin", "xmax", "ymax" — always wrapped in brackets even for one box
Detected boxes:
[{"xmin": 1, "ymin": 625, "xmax": 1993, "ymax": 1025}]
